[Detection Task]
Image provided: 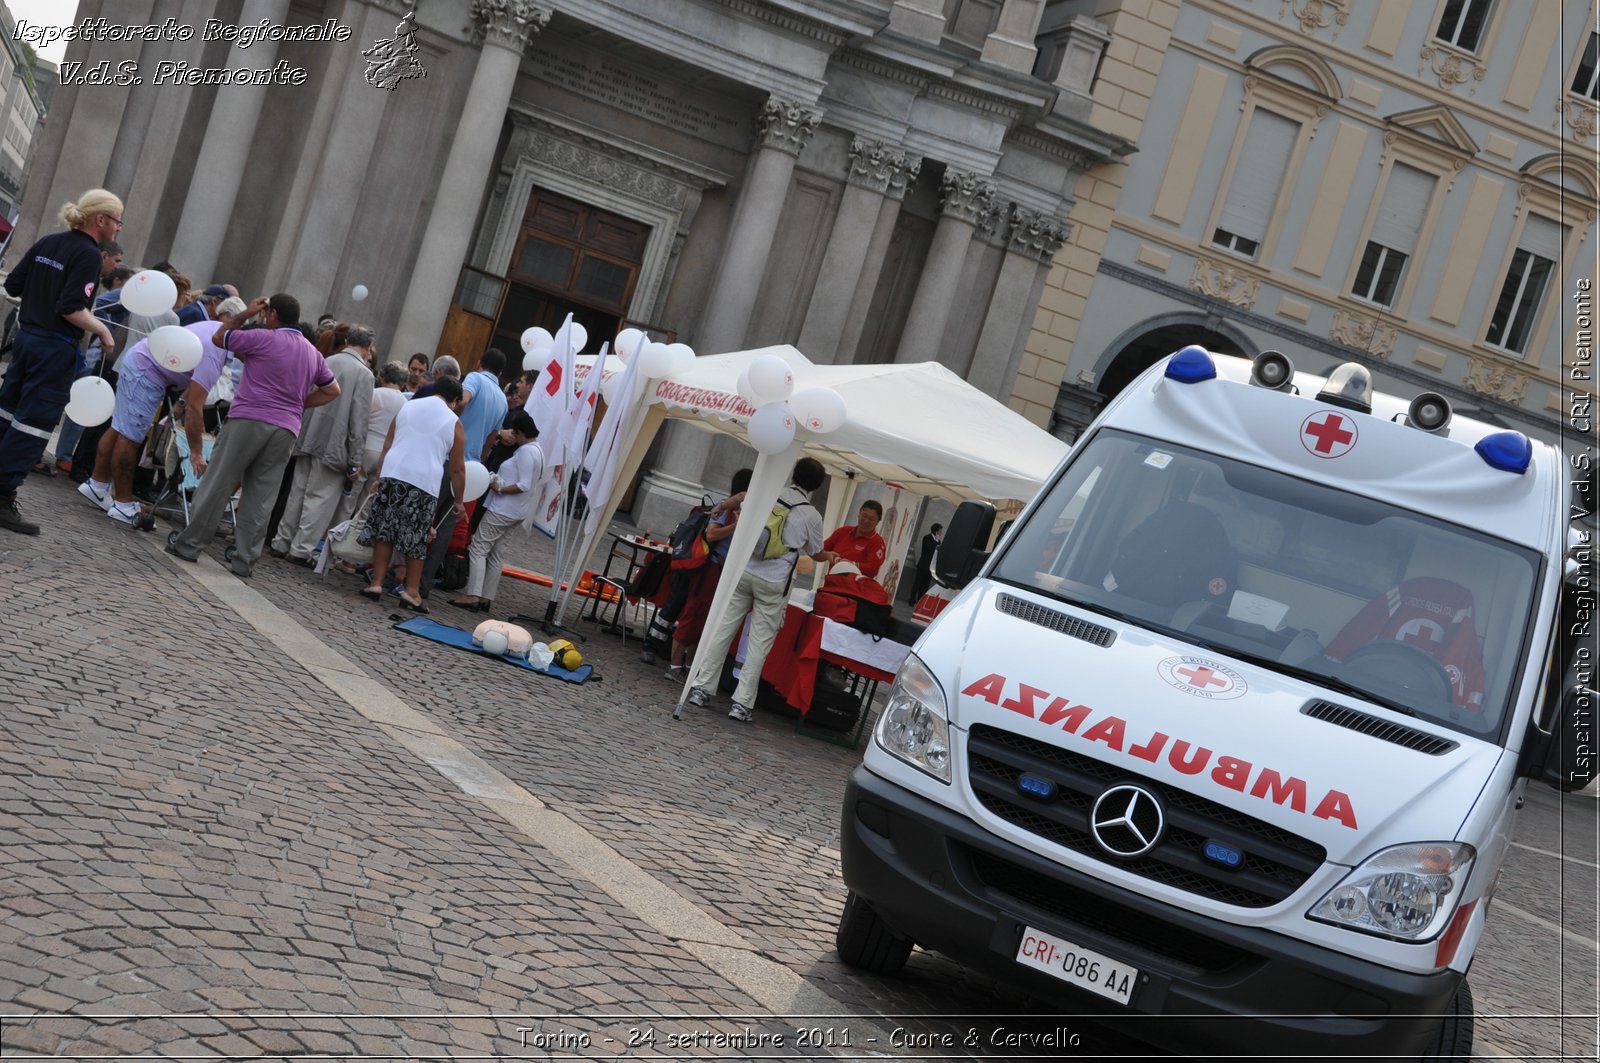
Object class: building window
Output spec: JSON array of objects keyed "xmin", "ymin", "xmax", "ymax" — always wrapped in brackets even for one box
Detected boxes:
[
  {"xmin": 1486, "ymin": 215, "xmax": 1563, "ymax": 355},
  {"xmin": 1351, "ymin": 163, "xmax": 1434, "ymax": 309},
  {"xmin": 1573, "ymin": 32, "xmax": 1599, "ymax": 101},
  {"xmin": 1353, "ymin": 243, "xmax": 1407, "ymax": 307},
  {"xmin": 1212, "ymin": 109, "xmax": 1299, "ymax": 261},
  {"xmin": 1435, "ymin": 0, "xmax": 1492, "ymax": 52}
]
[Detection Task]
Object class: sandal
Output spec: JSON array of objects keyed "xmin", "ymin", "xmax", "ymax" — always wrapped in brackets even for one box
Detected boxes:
[
  {"xmin": 32, "ymin": 460, "xmax": 56, "ymax": 478},
  {"xmin": 360, "ymin": 587, "xmax": 383, "ymax": 601}
]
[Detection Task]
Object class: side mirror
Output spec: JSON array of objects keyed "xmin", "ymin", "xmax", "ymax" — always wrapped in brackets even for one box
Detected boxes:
[
  {"xmin": 1538, "ymin": 685, "xmax": 1596, "ymax": 793},
  {"xmin": 935, "ymin": 499, "xmax": 995, "ymax": 590}
]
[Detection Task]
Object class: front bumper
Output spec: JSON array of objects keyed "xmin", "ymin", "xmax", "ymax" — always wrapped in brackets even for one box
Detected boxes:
[{"xmin": 840, "ymin": 765, "xmax": 1461, "ymax": 1058}]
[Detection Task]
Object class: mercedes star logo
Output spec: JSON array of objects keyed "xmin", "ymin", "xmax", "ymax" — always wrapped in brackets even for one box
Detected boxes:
[{"xmin": 1090, "ymin": 784, "xmax": 1166, "ymax": 858}]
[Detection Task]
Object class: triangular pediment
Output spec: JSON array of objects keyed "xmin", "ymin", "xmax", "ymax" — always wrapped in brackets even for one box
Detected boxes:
[{"xmin": 1385, "ymin": 105, "xmax": 1479, "ymax": 155}]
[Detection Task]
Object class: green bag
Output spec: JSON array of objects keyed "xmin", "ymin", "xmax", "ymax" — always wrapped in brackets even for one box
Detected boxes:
[{"xmin": 760, "ymin": 499, "xmax": 810, "ymax": 560}]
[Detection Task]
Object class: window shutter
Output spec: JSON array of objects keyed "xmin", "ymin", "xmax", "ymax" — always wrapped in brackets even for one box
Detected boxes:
[
  {"xmin": 1370, "ymin": 164, "xmax": 1435, "ymax": 253},
  {"xmin": 1217, "ymin": 110, "xmax": 1299, "ymax": 243},
  {"xmin": 1519, "ymin": 213, "xmax": 1566, "ymax": 261}
]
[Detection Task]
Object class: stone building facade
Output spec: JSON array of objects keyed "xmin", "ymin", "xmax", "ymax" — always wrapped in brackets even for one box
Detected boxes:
[
  {"xmin": 0, "ymin": 3, "xmax": 45, "ymax": 225},
  {"xmin": 12, "ymin": 0, "xmax": 1137, "ymax": 530},
  {"xmin": 1031, "ymin": 0, "xmax": 1598, "ymax": 474}
]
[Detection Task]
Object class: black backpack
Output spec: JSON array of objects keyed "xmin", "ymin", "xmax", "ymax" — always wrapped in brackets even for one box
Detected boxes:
[{"xmin": 668, "ymin": 498, "xmax": 715, "ymax": 571}]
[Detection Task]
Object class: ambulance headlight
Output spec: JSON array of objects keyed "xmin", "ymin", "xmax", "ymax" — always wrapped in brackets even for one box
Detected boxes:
[
  {"xmin": 875, "ymin": 653, "xmax": 951, "ymax": 783},
  {"xmin": 1309, "ymin": 843, "xmax": 1475, "ymax": 941}
]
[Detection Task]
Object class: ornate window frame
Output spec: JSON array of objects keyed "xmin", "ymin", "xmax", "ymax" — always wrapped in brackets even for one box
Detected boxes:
[
  {"xmin": 1474, "ymin": 158, "xmax": 1596, "ymax": 366},
  {"xmin": 1204, "ymin": 50, "xmax": 1337, "ymax": 267},
  {"xmin": 1339, "ymin": 106, "xmax": 1475, "ymax": 316},
  {"xmin": 1419, "ymin": 0, "xmax": 1504, "ymax": 94},
  {"xmin": 1559, "ymin": 30, "xmax": 1599, "ymax": 142}
]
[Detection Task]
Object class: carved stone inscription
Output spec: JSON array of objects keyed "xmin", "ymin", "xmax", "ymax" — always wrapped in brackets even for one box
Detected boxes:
[{"xmin": 524, "ymin": 47, "xmax": 744, "ymax": 143}]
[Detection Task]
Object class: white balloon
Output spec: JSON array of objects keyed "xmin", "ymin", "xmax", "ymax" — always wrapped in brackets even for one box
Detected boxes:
[
  {"xmin": 614, "ymin": 328, "xmax": 645, "ymax": 360},
  {"xmin": 481, "ymin": 629, "xmax": 509, "ymax": 656},
  {"xmin": 570, "ymin": 323, "xmax": 588, "ymax": 354},
  {"xmin": 638, "ymin": 341, "xmax": 674, "ymax": 378},
  {"xmin": 747, "ymin": 354, "xmax": 794, "ymax": 403},
  {"xmin": 665, "ymin": 342, "xmax": 696, "ymax": 375},
  {"xmin": 65, "ymin": 376, "xmax": 114, "ymax": 427},
  {"xmin": 789, "ymin": 386, "xmax": 846, "ymax": 434},
  {"xmin": 521, "ymin": 346, "xmax": 551, "ymax": 372},
  {"xmin": 748, "ymin": 402, "xmax": 796, "ymax": 455},
  {"xmin": 148, "ymin": 325, "xmax": 203, "ymax": 373},
  {"xmin": 351, "ymin": 284, "xmax": 369, "ymax": 302},
  {"xmin": 736, "ymin": 367, "xmax": 758, "ymax": 403},
  {"xmin": 120, "ymin": 270, "xmax": 178, "ymax": 316},
  {"xmin": 462, "ymin": 460, "xmax": 491, "ymax": 502},
  {"xmin": 521, "ymin": 326, "xmax": 554, "ymax": 353},
  {"xmin": 600, "ymin": 371, "xmax": 624, "ymax": 405}
]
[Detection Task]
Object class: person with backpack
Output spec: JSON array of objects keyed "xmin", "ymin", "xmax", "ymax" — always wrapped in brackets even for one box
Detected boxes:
[
  {"xmin": 657, "ymin": 467, "xmax": 752, "ymax": 679},
  {"xmin": 685, "ymin": 456, "xmax": 827, "ymax": 722}
]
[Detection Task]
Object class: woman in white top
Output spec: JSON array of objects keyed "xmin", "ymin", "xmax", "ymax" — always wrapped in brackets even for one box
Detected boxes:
[
  {"xmin": 359, "ymin": 376, "xmax": 467, "ymax": 612},
  {"xmin": 451, "ymin": 410, "xmax": 544, "ymax": 612},
  {"xmin": 331, "ymin": 361, "xmax": 408, "ymax": 529}
]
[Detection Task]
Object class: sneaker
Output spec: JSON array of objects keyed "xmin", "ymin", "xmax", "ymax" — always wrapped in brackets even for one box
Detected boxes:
[
  {"xmin": 0, "ymin": 495, "xmax": 39, "ymax": 535},
  {"xmin": 663, "ymin": 665, "xmax": 687, "ymax": 682},
  {"xmin": 107, "ymin": 501, "xmax": 140, "ymax": 525},
  {"xmin": 687, "ymin": 686, "xmax": 710, "ymax": 709},
  {"xmin": 78, "ymin": 479, "xmax": 112, "ymax": 511},
  {"xmin": 728, "ymin": 702, "xmax": 754, "ymax": 723}
]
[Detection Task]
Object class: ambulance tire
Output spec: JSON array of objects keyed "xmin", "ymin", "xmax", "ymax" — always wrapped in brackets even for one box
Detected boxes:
[
  {"xmin": 835, "ymin": 891, "xmax": 913, "ymax": 974},
  {"xmin": 1422, "ymin": 980, "xmax": 1474, "ymax": 1062}
]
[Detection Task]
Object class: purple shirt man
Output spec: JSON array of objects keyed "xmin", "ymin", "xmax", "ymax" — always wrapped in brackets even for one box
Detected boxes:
[{"xmin": 224, "ymin": 325, "xmax": 334, "ymax": 435}]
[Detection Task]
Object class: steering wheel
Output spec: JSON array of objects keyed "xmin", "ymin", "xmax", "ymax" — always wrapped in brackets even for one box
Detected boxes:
[{"xmin": 1339, "ymin": 641, "xmax": 1454, "ymax": 705}]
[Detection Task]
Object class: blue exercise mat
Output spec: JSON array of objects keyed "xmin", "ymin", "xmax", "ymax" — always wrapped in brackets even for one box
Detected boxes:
[{"xmin": 393, "ymin": 616, "xmax": 594, "ymax": 683}]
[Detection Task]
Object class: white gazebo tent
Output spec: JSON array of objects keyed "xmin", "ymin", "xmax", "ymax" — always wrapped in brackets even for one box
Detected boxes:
[{"xmin": 568, "ymin": 344, "xmax": 1070, "ymax": 708}]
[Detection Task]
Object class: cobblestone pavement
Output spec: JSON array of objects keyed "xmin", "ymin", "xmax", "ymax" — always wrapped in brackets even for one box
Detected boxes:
[{"xmin": 0, "ymin": 471, "xmax": 1594, "ymax": 1061}]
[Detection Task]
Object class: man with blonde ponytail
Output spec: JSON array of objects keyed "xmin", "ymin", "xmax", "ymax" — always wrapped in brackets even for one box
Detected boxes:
[{"xmin": 0, "ymin": 189, "xmax": 121, "ymax": 535}]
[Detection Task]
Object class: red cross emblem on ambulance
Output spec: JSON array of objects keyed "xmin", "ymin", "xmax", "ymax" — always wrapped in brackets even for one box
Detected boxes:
[
  {"xmin": 1158, "ymin": 656, "xmax": 1248, "ymax": 700},
  {"xmin": 1300, "ymin": 411, "xmax": 1357, "ymax": 458}
]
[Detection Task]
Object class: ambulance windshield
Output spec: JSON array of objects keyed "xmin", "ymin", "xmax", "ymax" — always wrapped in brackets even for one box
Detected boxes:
[{"xmin": 991, "ymin": 430, "xmax": 1542, "ymax": 739}]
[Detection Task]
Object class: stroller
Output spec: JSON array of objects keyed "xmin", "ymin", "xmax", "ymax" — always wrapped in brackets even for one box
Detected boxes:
[{"xmin": 144, "ymin": 411, "xmax": 240, "ymax": 546}]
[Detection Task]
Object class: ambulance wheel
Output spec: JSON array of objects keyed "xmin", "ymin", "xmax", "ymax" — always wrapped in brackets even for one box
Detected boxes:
[
  {"xmin": 1421, "ymin": 980, "xmax": 1474, "ymax": 1062},
  {"xmin": 1340, "ymin": 640, "xmax": 1454, "ymax": 704},
  {"xmin": 835, "ymin": 891, "xmax": 913, "ymax": 974}
]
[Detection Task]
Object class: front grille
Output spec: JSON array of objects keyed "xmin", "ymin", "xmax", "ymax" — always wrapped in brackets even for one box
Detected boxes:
[
  {"xmin": 1302, "ymin": 700, "xmax": 1459, "ymax": 755},
  {"xmin": 963, "ymin": 847, "xmax": 1252, "ymax": 976},
  {"xmin": 967, "ymin": 725, "xmax": 1325, "ymax": 908},
  {"xmin": 995, "ymin": 593, "xmax": 1115, "ymax": 647}
]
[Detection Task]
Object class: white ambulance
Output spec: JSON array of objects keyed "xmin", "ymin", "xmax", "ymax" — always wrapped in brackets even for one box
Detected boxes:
[{"xmin": 836, "ymin": 348, "xmax": 1591, "ymax": 1060}]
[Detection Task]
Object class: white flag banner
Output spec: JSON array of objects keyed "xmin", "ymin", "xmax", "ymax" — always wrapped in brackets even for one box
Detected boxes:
[
  {"xmin": 564, "ymin": 341, "xmax": 606, "ymax": 466},
  {"xmin": 525, "ymin": 313, "xmax": 577, "ymax": 456},
  {"xmin": 582, "ymin": 345, "xmax": 645, "ymax": 536}
]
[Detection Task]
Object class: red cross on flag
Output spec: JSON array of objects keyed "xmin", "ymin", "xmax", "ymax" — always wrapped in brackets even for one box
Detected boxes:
[{"xmin": 525, "ymin": 313, "xmax": 579, "ymax": 460}]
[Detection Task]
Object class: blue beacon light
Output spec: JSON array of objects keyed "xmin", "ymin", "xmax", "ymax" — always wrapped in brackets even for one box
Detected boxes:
[
  {"xmin": 1474, "ymin": 431, "xmax": 1533, "ymax": 474},
  {"xmin": 1164, "ymin": 345, "xmax": 1217, "ymax": 383}
]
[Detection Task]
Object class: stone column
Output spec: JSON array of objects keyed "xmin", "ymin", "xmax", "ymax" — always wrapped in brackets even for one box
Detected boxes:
[
  {"xmin": 797, "ymin": 138, "xmax": 906, "ymax": 363},
  {"xmin": 280, "ymin": 0, "xmax": 407, "ymax": 313},
  {"xmin": 695, "ymin": 96, "xmax": 820, "ymax": 356},
  {"xmin": 981, "ymin": 0, "xmax": 1048, "ymax": 73},
  {"xmin": 835, "ymin": 153, "xmax": 920, "ymax": 362},
  {"xmin": 968, "ymin": 206, "xmax": 1070, "ymax": 396},
  {"xmin": 894, "ymin": 170, "xmax": 995, "ymax": 364},
  {"xmin": 388, "ymin": 0, "xmax": 550, "ymax": 359},
  {"xmin": 103, "ymin": 0, "xmax": 184, "ymax": 199},
  {"xmin": 166, "ymin": 0, "xmax": 291, "ymax": 283}
]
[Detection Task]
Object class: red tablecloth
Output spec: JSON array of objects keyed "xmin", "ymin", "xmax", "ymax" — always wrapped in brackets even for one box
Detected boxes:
[{"xmin": 761, "ymin": 605, "xmax": 899, "ymax": 713}]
